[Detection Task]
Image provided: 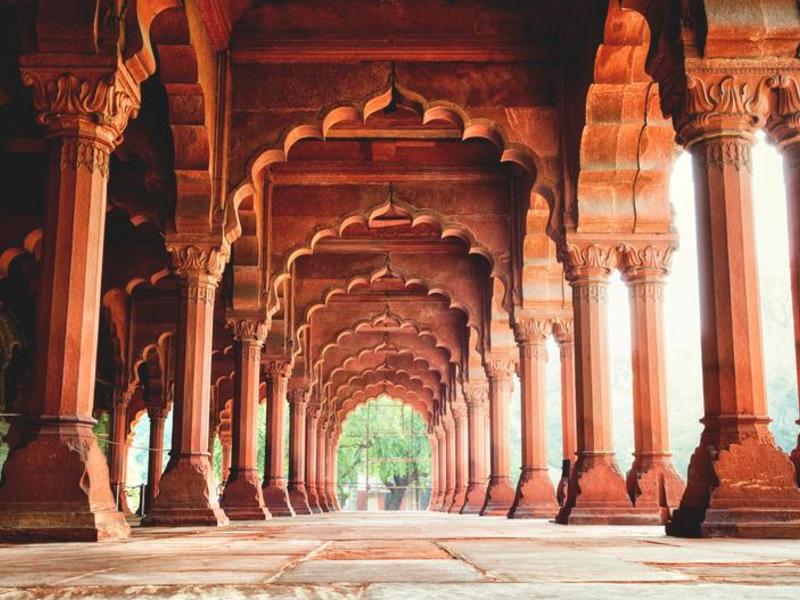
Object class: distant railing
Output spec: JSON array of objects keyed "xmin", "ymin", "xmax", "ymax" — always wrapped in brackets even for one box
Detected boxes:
[{"xmin": 337, "ymin": 483, "xmax": 431, "ymax": 511}]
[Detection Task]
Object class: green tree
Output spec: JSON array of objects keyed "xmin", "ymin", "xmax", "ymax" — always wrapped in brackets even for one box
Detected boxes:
[{"xmin": 337, "ymin": 395, "xmax": 431, "ymax": 510}]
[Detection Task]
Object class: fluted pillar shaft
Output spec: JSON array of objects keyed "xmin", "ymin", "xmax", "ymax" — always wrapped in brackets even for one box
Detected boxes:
[
  {"xmin": 621, "ymin": 248, "xmax": 685, "ymax": 522},
  {"xmin": 481, "ymin": 356, "xmax": 516, "ymax": 515},
  {"xmin": 667, "ymin": 80, "xmax": 800, "ymax": 537},
  {"xmin": 262, "ymin": 360, "xmax": 294, "ymax": 516},
  {"xmin": 442, "ymin": 417, "xmax": 456, "ymax": 510},
  {"xmin": 305, "ymin": 409, "xmax": 322, "ymax": 513},
  {"xmin": 0, "ymin": 62, "xmax": 140, "ymax": 541},
  {"xmin": 557, "ymin": 242, "xmax": 646, "ymax": 525},
  {"xmin": 146, "ymin": 406, "xmax": 167, "ymax": 513},
  {"xmin": 109, "ymin": 397, "xmax": 131, "ymax": 515},
  {"xmin": 449, "ymin": 404, "xmax": 469, "ymax": 513},
  {"xmin": 428, "ymin": 432, "xmax": 440, "ymax": 510},
  {"xmin": 144, "ymin": 245, "xmax": 229, "ymax": 527},
  {"xmin": 287, "ymin": 388, "xmax": 312, "ymax": 514},
  {"xmin": 317, "ymin": 423, "xmax": 330, "ymax": 511},
  {"xmin": 221, "ymin": 320, "xmax": 270, "ymax": 520},
  {"xmin": 553, "ymin": 321, "xmax": 576, "ymax": 507},
  {"xmin": 510, "ymin": 317, "xmax": 558, "ymax": 518},
  {"xmin": 434, "ymin": 426, "xmax": 446, "ymax": 510},
  {"xmin": 461, "ymin": 382, "xmax": 489, "ymax": 513},
  {"xmin": 769, "ymin": 98, "xmax": 800, "ymax": 484}
]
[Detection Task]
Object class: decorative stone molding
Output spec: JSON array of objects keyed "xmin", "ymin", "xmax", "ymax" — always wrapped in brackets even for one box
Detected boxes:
[
  {"xmin": 486, "ymin": 356, "xmax": 517, "ymax": 380},
  {"xmin": 226, "ymin": 318, "xmax": 268, "ymax": 344},
  {"xmin": 263, "ymin": 359, "xmax": 292, "ymax": 380},
  {"xmin": 451, "ymin": 401, "xmax": 468, "ymax": 420},
  {"xmin": 59, "ymin": 139, "xmax": 110, "ymax": 176},
  {"xmin": 562, "ymin": 242, "xmax": 619, "ymax": 281},
  {"xmin": 167, "ymin": 244, "xmax": 229, "ymax": 281},
  {"xmin": 552, "ymin": 319, "xmax": 574, "ymax": 344},
  {"xmin": 20, "ymin": 66, "xmax": 141, "ymax": 146},
  {"xmin": 463, "ymin": 381, "xmax": 489, "ymax": 408},
  {"xmin": 442, "ymin": 415, "xmax": 455, "ymax": 432},
  {"xmin": 287, "ymin": 388, "xmax": 310, "ymax": 407},
  {"xmin": 678, "ymin": 73, "xmax": 772, "ymax": 146},
  {"xmin": 618, "ymin": 241, "xmax": 677, "ymax": 280},
  {"xmin": 513, "ymin": 317, "xmax": 552, "ymax": 345}
]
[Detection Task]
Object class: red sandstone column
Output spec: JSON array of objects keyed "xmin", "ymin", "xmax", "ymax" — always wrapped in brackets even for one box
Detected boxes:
[
  {"xmin": 329, "ymin": 425, "xmax": 341, "ymax": 510},
  {"xmin": 143, "ymin": 244, "xmax": 230, "ymax": 527},
  {"xmin": 434, "ymin": 425, "xmax": 447, "ymax": 510},
  {"xmin": 317, "ymin": 421, "xmax": 330, "ymax": 511},
  {"xmin": 449, "ymin": 402, "xmax": 469, "ymax": 513},
  {"xmin": 287, "ymin": 387, "xmax": 312, "ymax": 514},
  {"xmin": 109, "ymin": 395, "xmax": 132, "ymax": 515},
  {"xmin": 262, "ymin": 359, "xmax": 294, "ymax": 516},
  {"xmin": 145, "ymin": 405, "xmax": 168, "ymax": 513},
  {"xmin": 620, "ymin": 242, "xmax": 685, "ymax": 522},
  {"xmin": 553, "ymin": 320, "xmax": 577, "ymax": 507},
  {"xmin": 428, "ymin": 430, "xmax": 440, "ymax": 510},
  {"xmin": 667, "ymin": 75, "xmax": 800, "ymax": 537},
  {"xmin": 442, "ymin": 415, "xmax": 457, "ymax": 510},
  {"xmin": 481, "ymin": 356, "xmax": 517, "ymax": 515},
  {"xmin": 221, "ymin": 319, "xmax": 270, "ymax": 520},
  {"xmin": 509, "ymin": 317, "xmax": 558, "ymax": 518},
  {"xmin": 0, "ymin": 61, "xmax": 140, "ymax": 541},
  {"xmin": 768, "ymin": 86, "xmax": 800, "ymax": 483},
  {"xmin": 461, "ymin": 381, "xmax": 489, "ymax": 513},
  {"xmin": 305, "ymin": 407, "xmax": 323, "ymax": 513},
  {"xmin": 556, "ymin": 242, "xmax": 647, "ymax": 525},
  {"xmin": 220, "ymin": 432, "xmax": 232, "ymax": 483}
]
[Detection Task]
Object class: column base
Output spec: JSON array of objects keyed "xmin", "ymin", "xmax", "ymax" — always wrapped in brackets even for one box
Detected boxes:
[
  {"xmin": 667, "ymin": 436, "xmax": 800, "ymax": 538},
  {"xmin": 220, "ymin": 469, "xmax": 271, "ymax": 521},
  {"xmin": 288, "ymin": 484, "xmax": 312, "ymax": 515},
  {"xmin": 306, "ymin": 485, "xmax": 323, "ymax": 513},
  {"xmin": 442, "ymin": 489, "xmax": 455, "ymax": 512},
  {"xmin": 556, "ymin": 454, "xmax": 659, "ymax": 525},
  {"xmin": 429, "ymin": 490, "xmax": 445, "ymax": 511},
  {"xmin": 480, "ymin": 476, "xmax": 516, "ymax": 516},
  {"xmin": 626, "ymin": 455, "xmax": 685, "ymax": 524},
  {"xmin": 262, "ymin": 481, "xmax": 295, "ymax": 517},
  {"xmin": 556, "ymin": 459, "xmax": 571, "ymax": 506},
  {"xmin": 0, "ymin": 423, "xmax": 130, "ymax": 542},
  {"xmin": 448, "ymin": 487, "xmax": 467, "ymax": 513},
  {"xmin": 508, "ymin": 468, "xmax": 559, "ymax": 519},
  {"xmin": 460, "ymin": 482, "xmax": 487, "ymax": 514},
  {"xmin": 318, "ymin": 490, "xmax": 331, "ymax": 512},
  {"xmin": 141, "ymin": 455, "xmax": 229, "ymax": 527}
]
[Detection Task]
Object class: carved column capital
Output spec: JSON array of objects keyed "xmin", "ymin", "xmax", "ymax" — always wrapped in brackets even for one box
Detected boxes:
[
  {"xmin": 263, "ymin": 359, "xmax": 293, "ymax": 380},
  {"xmin": 513, "ymin": 316, "xmax": 552, "ymax": 345},
  {"xmin": 463, "ymin": 381, "xmax": 489, "ymax": 408},
  {"xmin": 287, "ymin": 388, "xmax": 310, "ymax": 407},
  {"xmin": 767, "ymin": 75, "xmax": 800, "ymax": 165},
  {"xmin": 442, "ymin": 414, "xmax": 455, "ymax": 432},
  {"xmin": 226, "ymin": 318, "xmax": 268, "ymax": 345},
  {"xmin": 434, "ymin": 425, "xmax": 445, "ymax": 441},
  {"xmin": 562, "ymin": 241, "xmax": 619, "ymax": 281},
  {"xmin": 167, "ymin": 243, "xmax": 229, "ymax": 284},
  {"xmin": 618, "ymin": 239, "xmax": 677, "ymax": 282},
  {"xmin": 676, "ymin": 72, "xmax": 773, "ymax": 148},
  {"xmin": 147, "ymin": 403, "xmax": 169, "ymax": 421},
  {"xmin": 486, "ymin": 355, "xmax": 516, "ymax": 381},
  {"xmin": 552, "ymin": 318, "xmax": 574, "ymax": 345},
  {"xmin": 451, "ymin": 401, "xmax": 468, "ymax": 421},
  {"xmin": 20, "ymin": 60, "xmax": 141, "ymax": 147}
]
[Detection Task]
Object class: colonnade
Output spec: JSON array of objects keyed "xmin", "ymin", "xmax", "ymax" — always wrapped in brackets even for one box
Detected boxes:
[{"xmin": 3, "ymin": 51, "xmax": 800, "ymax": 543}]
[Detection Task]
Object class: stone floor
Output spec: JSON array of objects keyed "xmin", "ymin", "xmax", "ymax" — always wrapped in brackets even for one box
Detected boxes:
[{"xmin": 2, "ymin": 512, "xmax": 800, "ymax": 599}]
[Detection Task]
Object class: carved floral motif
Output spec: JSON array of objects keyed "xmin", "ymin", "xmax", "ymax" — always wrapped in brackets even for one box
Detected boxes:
[
  {"xmin": 167, "ymin": 244, "xmax": 229, "ymax": 281},
  {"xmin": 263, "ymin": 360, "xmax": 292, "ymax": 380},
  {"xmin": 227, "ymin": 319, "xmax": 268, "ymax": 343},
  {"xmin": 563, "ymin": 243, "xmax": 618, "ymax": 279},
  {"xmin": 514, "ymin": 317, "xmax": 552, "ymax": 344},
  {"xmin": 20, "ymin": 69, "xmax": 140, "ymax": 144},
  {"xmin": 463, "ymin": 382, "xmax": 489, "ymax": 408},
  {"xmin": 60, "ymin": 139, "xmax": 110, "ymax": 177}
]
